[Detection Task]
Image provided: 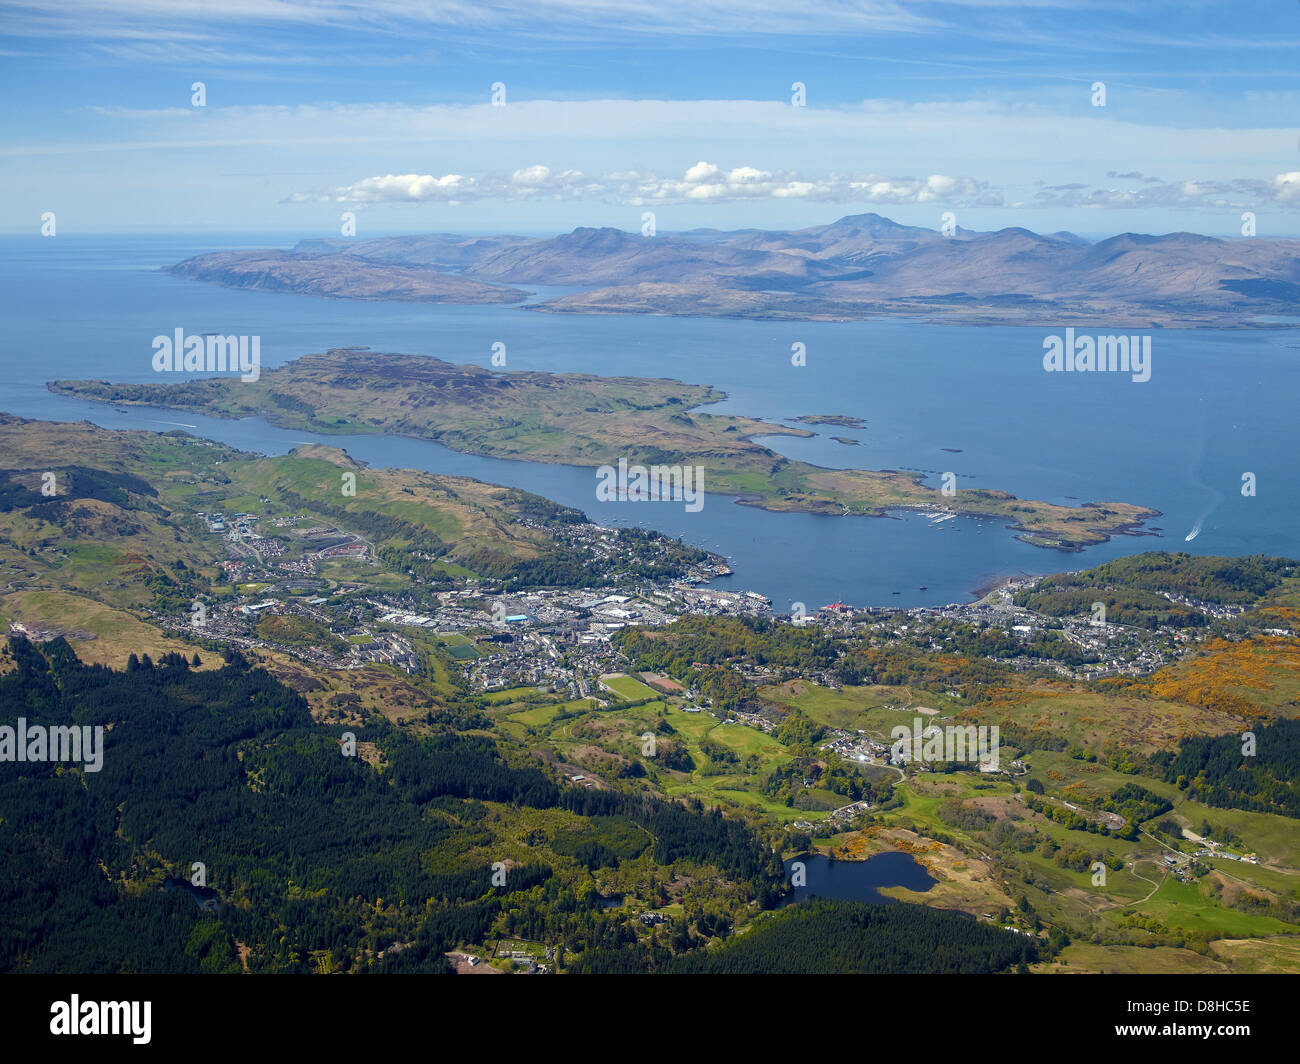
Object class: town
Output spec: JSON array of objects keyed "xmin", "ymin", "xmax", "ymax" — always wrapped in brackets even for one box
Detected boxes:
[{"xmin": 146, "ymin": 507, "xmax": 1260, "ymax": 723}]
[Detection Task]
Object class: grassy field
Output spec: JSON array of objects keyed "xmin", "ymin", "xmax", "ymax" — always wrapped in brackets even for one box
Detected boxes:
[
  {"xmin": 856, "ymin": 755, "xmax": 1300, "ymax": 948},
  {"xmin": 491, "ymin": 687, "xmax": 824, "ymax": 822},
  {"xmin": 484, "ymin": 686, "xmax": 550, "ymax": 705},
  {"xmin": 599, "ymin": 673, "xmax": 660, "ymax": 701},
  {"xmin": 432, "ymin": 633, "xmax": 481, "ymax": 660},
  {"xmin": 508, "ymin": 699, "xmax": 597, "ymax": 729},
  {"xmin": 0, "ymin": 590, "xmax": 220, "ymax": 670},
  {"xmin": 1209, "ymin": 936, "xmax": 1300, "ymax": 973},
  {"xmin": 1020, "ymin": 748, "xmax": 1300, "ymax": 873},
  {"xmin": 760, "ymin": 679, "xmax": 953, "ymax": 740},
  {"xmin": 1036, "ymin": 942, "xmax": 1232, "ymax": 974},
  {"xmin": 1025, "ymin": 750, "xmax": 1181, "ymax": 806},
  {"xmin": 1108, "ymin": 876, "xmax": 1298, "ymax": 937}
]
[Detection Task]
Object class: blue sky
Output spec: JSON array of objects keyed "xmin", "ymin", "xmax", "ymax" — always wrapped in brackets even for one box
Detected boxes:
[{"xmin": 2, "ymin": 1, "xmax": 1298, "ymax": 237}]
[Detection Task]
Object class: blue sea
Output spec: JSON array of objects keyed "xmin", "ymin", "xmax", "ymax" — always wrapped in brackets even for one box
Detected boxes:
[{"xmin": 2, "ymin": 233, "xmax": 1296, "ymax": 608}]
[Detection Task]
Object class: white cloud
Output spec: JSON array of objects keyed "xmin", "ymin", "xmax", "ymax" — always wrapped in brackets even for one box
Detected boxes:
[
  {"xmin": 620, "ymin": 165, "xmax": 999, "ymax": 207},
  {"xmin": 10, "ymin": 96, "xmax": 1300, "ymax": 231},
  {"xmin": 292, "ymin": 164, "xmax": 606, "ymax": 203},
  {"xmin": 297, "ymin": 159, "xmax": 1300, "ymax": 213},
  {"xmin": 294, "ymin": 161, "xmax": 1003, "ymax": 207},
  {"xmin": 1273, "ymin": 172, "xmax": 1300, "ymax": 203}
]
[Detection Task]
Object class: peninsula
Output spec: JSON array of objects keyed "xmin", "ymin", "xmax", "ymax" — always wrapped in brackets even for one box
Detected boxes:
[{"xmin": 51, "ymin": 349, "xmax": 1158, "ymax": 550}]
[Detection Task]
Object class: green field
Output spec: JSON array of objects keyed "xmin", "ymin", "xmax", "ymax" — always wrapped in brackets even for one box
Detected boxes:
[
  {"xmin": 509, "ymin": 699, "xmax": 597, "ymax": 729},
  {"xmin": 760, "ymin": 680, "xmax": 960, "ymax": 739},
  {"xmin": 508, "ymin": 704, "xmax": 566, "ymax": 728},
  {"xmin": 600, "ymin": 673, "xmax": 660, "ymax": 701},
  {"xmin": 1110, "ymin": 877, "xmax": 1299, "ymax": 937},
  {"xmin": 484, "ymin": 685, "xmax": 551, "ymax": 705}
]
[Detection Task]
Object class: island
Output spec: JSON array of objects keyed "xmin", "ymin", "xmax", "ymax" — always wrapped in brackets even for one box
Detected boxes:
[
  {"xmin": 167, "ymin": 249, "xmax": 528, "ymax": 304},
  {"xmin": 164, "ymin": 213, "xmax": 1300, "ymax": 328},
  {"xmin": 50, "ymin": 349, "xmax": 1159, "ymax": 551},
  {"xmin": 791, "ymin": 414, "xmax": 868, "ymax": 428}
]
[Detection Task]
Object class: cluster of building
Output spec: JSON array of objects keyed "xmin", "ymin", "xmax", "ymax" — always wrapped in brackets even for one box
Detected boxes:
[
  {"xmin": 164, "ymin": 591, "xmax": 416, "ymax": 673},
  {"xmin": 818, "ymin": 579, "xmax": 1191, "ymax": 681},
  {"xmin": 821, "ymin": 729, "xmax": 891, "ymax": 766},
  {"xmin": 1192, "ymin": 844, "xmax": 1260, "ymax": 865},
  {"xmin": 169, "ymin": 502, "xmax": 1290, "ymax": 722}
]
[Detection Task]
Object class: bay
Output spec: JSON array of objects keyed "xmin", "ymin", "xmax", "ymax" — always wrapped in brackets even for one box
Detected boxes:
[{"xmin": 2, "ymin": 233, "xmax": 1296, "ymax": 609}]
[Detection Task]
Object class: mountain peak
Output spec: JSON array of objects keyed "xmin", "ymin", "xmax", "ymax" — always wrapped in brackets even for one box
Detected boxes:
[
  {"xmin": 562, "ymin": 226, "xmax": 642, "ymax": 248},
  {"xmin": 828, "ymin": 212, "xmax": 908, "ymax": 232}
]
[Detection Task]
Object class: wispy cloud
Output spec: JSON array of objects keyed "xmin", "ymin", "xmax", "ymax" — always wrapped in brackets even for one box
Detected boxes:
[
  {"xmin": 0, "ymin": 0, "xmax": 939, "ymax": 41},
  {"xmin": 1031, "ymin": 172, "xmax": 1300, "ymax": 210}
]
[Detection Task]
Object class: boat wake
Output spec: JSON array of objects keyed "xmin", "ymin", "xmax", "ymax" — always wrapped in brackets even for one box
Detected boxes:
[
  {"xmin": 1185, "ymin": 489, "xmax": 1222, "ymax": 543},
  {"xmin": 1182, "ymin": 413, "xmax": 1221, "ymax": 544}
]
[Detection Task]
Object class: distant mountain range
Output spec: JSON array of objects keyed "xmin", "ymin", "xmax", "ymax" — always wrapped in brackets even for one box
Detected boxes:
[{"xmin": 168, "ymin": 213, "xmax": 1300, "ymax": 327}]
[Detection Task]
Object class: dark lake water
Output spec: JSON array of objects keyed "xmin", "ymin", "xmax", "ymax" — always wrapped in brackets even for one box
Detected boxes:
[
  {"xmin": 3, "ymin": 233, "xmax": 1296, "ymax": 607},
  {"xmin": 782, "ymin": 851, "xmax": 937, "ymax": 905},
  {"xmin": 162, "ymin": 877, "xmax": 222, "ymax": 912}
]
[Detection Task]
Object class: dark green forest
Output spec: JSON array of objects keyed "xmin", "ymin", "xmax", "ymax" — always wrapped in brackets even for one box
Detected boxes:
[
  {"xmin": 0, "ymin": 636, "xmax": 783, "ymax": 973},
  {"xmin": 1153, "ymin": 719, "xmax": 1300, "ymax": 818},
  {"xmin": 577, "ymin": 900, "xmax": 1038, "ymax": 974}
]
